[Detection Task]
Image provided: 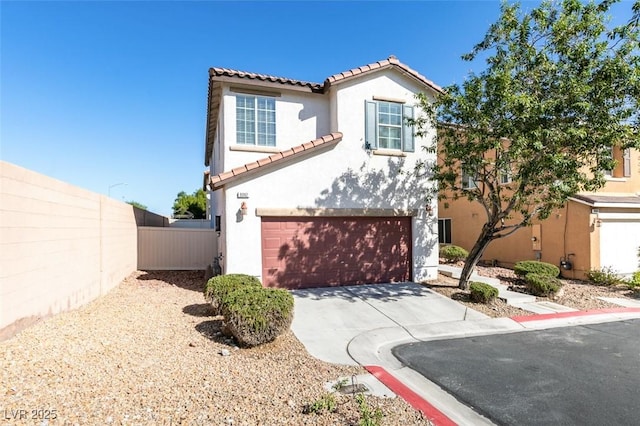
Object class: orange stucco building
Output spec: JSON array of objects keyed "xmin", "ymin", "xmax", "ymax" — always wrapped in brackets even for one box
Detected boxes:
[{"xmin": 438, "ymin": 147, "xmax": 640, "ymax": 279}]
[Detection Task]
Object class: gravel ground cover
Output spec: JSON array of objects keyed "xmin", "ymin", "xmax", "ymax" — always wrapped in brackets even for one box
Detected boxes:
[
  {"xmin": 428, "ymin": 262, "xmax": 640, "ymax": 317},
  {"xmin": 1, "ymin": 271, "xmax": 428, "ymax": 426}
]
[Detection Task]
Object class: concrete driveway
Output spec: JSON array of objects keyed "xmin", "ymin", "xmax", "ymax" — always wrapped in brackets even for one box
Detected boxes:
[{"xmin": 290, "ymin": 282, "xmax": 488, "ymax": 365}]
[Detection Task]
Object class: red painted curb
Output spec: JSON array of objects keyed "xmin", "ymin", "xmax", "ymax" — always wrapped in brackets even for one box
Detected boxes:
[
  {"xmin": 365, "ymin": 365, "xmax": 457, "ymax": 426},
  {"xmin": 511, "ymin": 307, "xmax": 640, "ymax": 323}
]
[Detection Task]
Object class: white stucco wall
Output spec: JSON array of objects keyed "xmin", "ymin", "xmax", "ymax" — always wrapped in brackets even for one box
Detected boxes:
[
  {"xmin": 221, "ymin": 88, "xmax": 330, "ymax": 171},
  {"xmin": 216, "ymin": 70, "xmax": 439, "ymax": 283}
]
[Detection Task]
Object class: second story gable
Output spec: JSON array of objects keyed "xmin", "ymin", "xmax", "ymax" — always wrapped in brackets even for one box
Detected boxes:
[{"xmin": 204, "ymin": 56, "xmax": 443, "ymax": 176}]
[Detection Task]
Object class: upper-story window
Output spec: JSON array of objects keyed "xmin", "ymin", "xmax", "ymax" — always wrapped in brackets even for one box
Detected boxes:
[
  {"xmin": 365, "ymin": 100, "xmax": 414, "ymax": 152},
  {"xmin": 236, "ymin": 95, "xmax": 276, "ymax": 146},
  {"xmin": 498, "ymin": 157, "xmax": 512, "ymax": 184},
  {"xmin": 461, "ymin": 165, "xmax": 478, "ymax": 190},
  {"xmin": 610, "ymin": 147, "xmax": 632, "ymax": 178}
]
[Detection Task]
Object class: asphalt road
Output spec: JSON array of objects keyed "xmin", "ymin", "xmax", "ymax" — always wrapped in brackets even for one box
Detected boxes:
[{"xmin": 393, "ymin": 319, "xmax": 640, "ymax": 426}]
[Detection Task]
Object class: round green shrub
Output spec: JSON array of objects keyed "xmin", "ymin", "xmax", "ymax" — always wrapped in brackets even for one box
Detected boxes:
[
  {"xmin": 222, "ymin": 286, "xmax": 294, "ymax": 347},
  {"xmin": 203, "ymin": 273, "xmax": 262, "ymax": 315},
  {"xmin": 440, "ymin": 245, "xmax": 469, "ymax": 263},
  {"xmin": 525, "ymin": 273, "xmax": 563, "ymax": 296},
  {"xmin": 514, "ymin": 260, "xmax": 559, "ymax": 278},
  {"xmin": 469, "ymin": 281, "xmax": 499, "ymax": 303}
]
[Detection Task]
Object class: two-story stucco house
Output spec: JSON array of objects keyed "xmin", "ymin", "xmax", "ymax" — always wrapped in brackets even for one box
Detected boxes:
[
  {"xmin": 439, "ymin": 143, "xmax": 640, "ymax": 279},
  {"xmin": 202, "ymin": 56, "xmax": 442, "ymax": 289}
]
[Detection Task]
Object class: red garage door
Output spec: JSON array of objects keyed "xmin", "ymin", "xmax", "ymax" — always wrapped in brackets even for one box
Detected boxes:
[{"xmin": 261, "ymin": 216, "xmax": 411, "ymax": 289}]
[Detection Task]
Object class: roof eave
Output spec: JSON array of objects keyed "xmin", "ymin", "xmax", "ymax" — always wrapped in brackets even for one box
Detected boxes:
[{"xmin": 209, "ymin": 133, "xmax": 343, "ymax": 190}]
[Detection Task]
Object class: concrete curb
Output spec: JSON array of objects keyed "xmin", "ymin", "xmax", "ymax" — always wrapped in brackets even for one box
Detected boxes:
[{"xmin": 348, "ymin": 308, "xmax": 640, "ymax": 426}]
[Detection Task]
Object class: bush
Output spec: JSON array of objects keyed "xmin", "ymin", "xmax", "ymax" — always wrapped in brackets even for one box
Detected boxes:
[
  {"xmin": 303, "ymin": 393, "xmax": 337, "ymax": 415},
  {"xmin": 525, "ymin": 273, "xmax": 563, "ymax": 296},
  {"xmin": 440, "ymin": 245, "xmax": 469, "ymax": 263},
  {"xmin": 625, "ymin": 271, "xmax": 640, "ymax": 292},
  {"xmin": 469, "ymin": 281, "xmax": 499, "ymax": 303},
  {"xmin": 222, "ymin": 286, "xmax": 294, "ymax": 347},
  {"xmin": 203, "ymin": 274, "xmax": 262, "ymax": 315},
  {"xmin": 514, "ymin": 260, "xmax": 559, "ymax": 278},
  {"xmin": 586, "ymin": 267, "xmax": 624, "ymax": 286}
]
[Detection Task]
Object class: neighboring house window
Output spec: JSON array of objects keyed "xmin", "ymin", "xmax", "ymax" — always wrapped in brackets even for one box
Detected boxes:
[
  {"xmin": 438, "ymin": 219, "xmax": 452, "ymax": 244},
  {"xmin": 236, "ymin": 95, "xmax": 276, "ymax": 146},
  {"xmin": 603, "ymin": 147, "xmax": 614, "ymax": 177},
  {"xmin": 623, "ymin": 148, "xmax": 631, "ymax": 177},
  {"xmin": 499, "ymin": 163, "xmax": 512, "ymax": 184},
  {"xmin": 461, "ymin": 165, "xmax": 478, "ymax": 190},
  {"xmin": 601, "ymin": 146, "xmax": 633, "ymax": 178},
  {"xmin": 364, "ymin": 100, "xmax": 415, "ymax": 152}
]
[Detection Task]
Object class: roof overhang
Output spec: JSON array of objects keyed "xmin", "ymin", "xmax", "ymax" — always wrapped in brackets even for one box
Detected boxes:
[
  {"xmin": 569, "ymin": 193, "xmax": 640, "ymax": 209},
  {"xmin": 208, "ymin": 132, "xmax": 343, "ymax": 190}
]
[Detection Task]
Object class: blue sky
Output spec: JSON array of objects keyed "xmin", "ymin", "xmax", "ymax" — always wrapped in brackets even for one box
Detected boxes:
[{"xmin": 1, "ymin": 1, "xmax": 634, "ymax": 216}]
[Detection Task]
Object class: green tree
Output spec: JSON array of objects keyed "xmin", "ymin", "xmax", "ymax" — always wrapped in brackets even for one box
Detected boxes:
[
  {"xmin": 127, "ymin": 200, "xmax": 147, "ymax": 210},
  {"xmin": 415, "ymin": 0, "xmax": 640, "ymax": 289},
  {"xmin": 172, "ymin": 189, "xmax": 207, "ymax": 219}
]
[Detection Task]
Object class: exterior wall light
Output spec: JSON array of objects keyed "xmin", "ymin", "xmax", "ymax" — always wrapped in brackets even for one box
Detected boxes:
[
  {"xmin": 240, "ymin": 202, "xmax": 248, "ymax": 216},
  {"xmin": 364, "ymin": 141, "xmax": 372, "ymax": 155}
]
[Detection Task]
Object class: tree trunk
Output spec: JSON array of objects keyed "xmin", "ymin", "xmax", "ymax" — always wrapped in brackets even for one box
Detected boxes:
[{"xmin": 458, "ymin": 225, "xmax": 495, "ymax": 290}]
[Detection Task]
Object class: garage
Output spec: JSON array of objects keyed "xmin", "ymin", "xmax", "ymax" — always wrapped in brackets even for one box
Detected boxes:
[
  {"xmin": 261, "ymin": 216, "xmax": 412, "ymax": 289},
  {"xmin": 600, "ymin": 218, "xmax": 640, "ymax": 276}
]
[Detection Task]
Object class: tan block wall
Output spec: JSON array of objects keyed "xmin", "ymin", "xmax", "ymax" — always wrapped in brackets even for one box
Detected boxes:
[{"xmin": 0, "ymin": 161, "xmax": 137, "ymax": 336}]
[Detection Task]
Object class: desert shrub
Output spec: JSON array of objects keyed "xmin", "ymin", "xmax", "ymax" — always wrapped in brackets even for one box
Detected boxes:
[
  {"xmin": 440, "ymin": 245, "xmax": 469, "ymax": 263},
  {"xmin": 514, "ymin": 260, "xmax": 559, "ymax": 278},
  {"xmin": 625, "ymin": 271, "xmax": 640, "ymax": 292},
  {"xmin": 203, "ymin": 273, "xmax": 262, "ymax": 315},
  {"xmin": 525, "ymin": 273, "xmax": 563, "ymax": 296},
  {"xmin": 469, "ymin": 281, "xmax": 499, "ymax": 303},
  {"xmin": 356, "ymin": 393, "xmax": 383, "ymax": 426},
  {"xmin": 222, "ymin": 286, "xmax": 294, "ymax": 347},
  {"xmin": 586, "ymin": 267, "xmax": 624, "ymax": 286},
  {"xmin": 303, "ymin": 393, "xmax": 337, "ymax": 415}
]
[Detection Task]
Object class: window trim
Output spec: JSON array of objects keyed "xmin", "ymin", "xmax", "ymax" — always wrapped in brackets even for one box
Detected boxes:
[
  {"xmin": 236, "ymin": 94, "xmax": 276, "ymax": 147},
  {"xmin": 377, "ymin": 101, "xmax": 403, "ymax": 150},
  {"xmin": 364, "ymin": 100, "xmax": 415, "ymax": 153}
]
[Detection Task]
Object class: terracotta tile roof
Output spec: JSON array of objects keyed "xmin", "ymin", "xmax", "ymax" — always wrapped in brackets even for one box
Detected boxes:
[
  {"xmin": 207, "ymin": 133, "xmax": 343, "ymax": 189},
  {"xmin": 205, "ymin": 56, "xmax": 442, "ymax": 166},
  {"xmin": 324, "ymin": 55, "xmax": 444, "ymax": 94},
  {"xmin": 209, "ymin": 67, "xmax": 324, "ymax": 92},
  {"xmin": 208, "ymin": 56, "xmax": 443, "ymax": 95},
  {"xmin": 571, "ymin": 193, "xmax": 640, "ymax": 206}
]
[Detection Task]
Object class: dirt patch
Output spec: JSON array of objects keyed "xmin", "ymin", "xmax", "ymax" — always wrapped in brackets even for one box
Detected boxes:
[
  {"xmin": 425, "ymin": 274, "xmax": 532, "ymax": 318},
  {"xmin": 430, "ymin": 263, "xmax": 639, "ymax": 317},
  {"xmin": 1, "ymin": 270, "xmax": 429, "ymax": 425}
]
